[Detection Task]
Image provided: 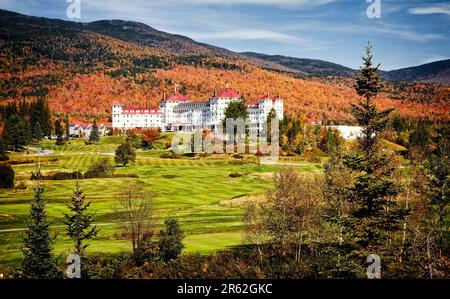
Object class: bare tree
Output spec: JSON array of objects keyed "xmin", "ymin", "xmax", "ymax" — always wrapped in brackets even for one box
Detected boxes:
[{"xmin": 115, "ymin": 185, "xmax": 154, "ymax": 255}]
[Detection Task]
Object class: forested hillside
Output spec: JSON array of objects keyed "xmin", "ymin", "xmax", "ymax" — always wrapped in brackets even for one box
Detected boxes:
[{"xmin": 0, "ymin": 9, "xmax": 448, "ymax": 123}]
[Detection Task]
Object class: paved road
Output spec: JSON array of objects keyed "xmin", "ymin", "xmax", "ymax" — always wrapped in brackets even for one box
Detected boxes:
[{"xmin": 24, "ymin": 147, "xmax": 55, "ymax": 157}]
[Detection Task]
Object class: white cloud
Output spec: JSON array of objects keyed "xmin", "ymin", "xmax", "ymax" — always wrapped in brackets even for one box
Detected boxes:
[
  {"xmin": 162, "ymin": 0, "xmax": 335, "ymax": 6},
  {"xmin": 372, "ymin": 27, "xmax": 444, "ymax": 42},
  {"xmin": 189, "ymin": 30, "xmax": 303, "ymax": 43},
  {"xmin": 409, "ymin": 4, "xmax": 450, "ymax": 16}
]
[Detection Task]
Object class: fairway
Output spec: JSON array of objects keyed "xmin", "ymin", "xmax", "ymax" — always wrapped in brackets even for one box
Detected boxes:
[{"xmin": 0, "ymin": 136, "xmax": 322, "ymax": 267}]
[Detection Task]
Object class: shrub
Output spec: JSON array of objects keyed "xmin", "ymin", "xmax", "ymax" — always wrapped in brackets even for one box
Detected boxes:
[
  {"xmin": 113, "ymin": 173, "xmax": 139, "ymax": 178},
  {"xmin": 229, "ymin": 173, "xmax": 243, "ymax": 178},
  {"xmin": 31, "ymin": 170, "xmax": 84, "ymax": 180},
  {"xmin": 84, "ymin": 158, "xmax": 115, "ymax": 178},
  {"xmin": 160, "ymin": 152, "xmax": 181, "ymax": 159},
  {"xmin": 0, "ymin": 164, "xmax": 14, "ymax": 189},
  {"xmin": 15, "ymin": 181, "xmax": 27, "ymax": 190},
  {"xmin": 52, "ymin": 171, "xmax": 84, "ymax": 180},
  {"xmin": 115, "ymin": 142, "xmax": 136, "ymax": 166}
]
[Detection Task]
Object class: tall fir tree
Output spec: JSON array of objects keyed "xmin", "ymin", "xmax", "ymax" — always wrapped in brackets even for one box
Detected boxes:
[
  {"xmin": 3, "ymin": 114, "xmax": 30, "ymax": 151},
  {"xmin": 89, "ymin": 120, "xmax": 100, "ymax": 144},
  {"xmin": 30, "ymin": 96, "xmax": 52, "ymax": 138},
  {"xmin": 21, "ymin": 184, "xmax": 58, "ymax": 279},
  {"xmin": 32, "ymin": 121, "xmax": 43, "ymax": 142},
  {"xmin": 54, "ymin": 119, "xmax": 64, "ymax": 146},
  {"xmin": 424, "ymin": 125, "xmax": 449, "ymax": 258},
  {"xmin": 0, "ymin": 138, "xmax": 8, "ymax": 161},
  {"xmin": 62, "ymin": 182, "xmax": 98, "ymax": 264},
  {"xmin": 65, "ymin": 113, "xmax": 70, "ymax": 141},
  {"xmin": 340, "ymin": 43, "xmax": 407, "ymax": 276}
]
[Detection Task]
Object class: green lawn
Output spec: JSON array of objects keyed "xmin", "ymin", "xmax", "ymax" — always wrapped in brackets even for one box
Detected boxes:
[{"xmin": 0, "ymin": 136, "xmax": 322, "ymax": 267}]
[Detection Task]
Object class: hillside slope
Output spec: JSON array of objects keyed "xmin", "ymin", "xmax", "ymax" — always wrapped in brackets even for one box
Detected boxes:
[
  {"xmin": 0, "ymin": 9, "xmax": 448, "ymax": 123},
  {"xmin": 384, "ymin": 60, "xmax": 450, "ymax": 85}
]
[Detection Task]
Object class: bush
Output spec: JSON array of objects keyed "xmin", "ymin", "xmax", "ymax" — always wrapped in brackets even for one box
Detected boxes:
[
  {"xmin": 113, "ymin": 173, "xmax": 139, "ymax": 178},
  {"xmin": 31, "ymin": 170, "xmax": 84, "ymax": 180},
  {"xmin": 229, "ymin": 172, "xmax": 243, "ymax": 178},
  {"xmin": 115, "ymin": 142, "xmax": 136, "ymax": 166},
  {"xmin": 84, "ymin": 158, "xmax": 115, "ymax": 178},
  {"xmin": 160, "ymin": 152, "xmax": 181, "ymax": 159},
  {"xmin": 52, "ymin": 171, "xmax": 84, "ymax": 180},
  {"xmin": 15, "ymin": 181, "xmax": 27, "ymax": 190},
  {"xmin": 0, "ymin": 164, "xmax": 15, "ymax": 189}
]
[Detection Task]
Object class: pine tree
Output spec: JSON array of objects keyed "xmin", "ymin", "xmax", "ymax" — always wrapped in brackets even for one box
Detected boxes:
[
  {"xmin": 158, "ymin": 218, "xmax": 184, "ymax": 262},
  {"xmin": 89, "ymin": 120, "xmax": 100, "ymax": 144},
  {"xmin": 62, "ymin": 182, "xmax": 98, "ymax": 261},
  {"xmin": 424, "ymin": 125, "xmax": 449, "ymax": 258},
  {"xmin": 32, "ymin": 121, "xmax": 43, "ymax": 142},
  {"xmin": 223, "ymin": 99, "xmax": 249, "ymax": 126},
  {"xmin": 54, "ymin": 119, "xmax": 64, "ymax": 146},
  {"xmin": 21, "ymin": 184, "xmax": 58, "ymax": 279},
  {"xmin": 65, "ymin": 113, "xmax": 70, "ymax": 141},
  {"xmin": 3, "ymin": 114, "xmax": 29, "ymax": 151},
  {"xmin": 0, "ymin": 138, "xmax": 8, "ymax": 161},
  {"xmin": 266, "ymin": 108, "xmax": 277, "ymax": 142},
  {"xmin": 340, "ymin": 44, "xmax": 407, "ymax": 276}
]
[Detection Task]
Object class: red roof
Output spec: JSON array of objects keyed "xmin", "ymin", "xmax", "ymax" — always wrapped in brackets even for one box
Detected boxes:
[
  {"xmin": 122, "ymin": 107, "xmax": 162, "ymax": 114},
  {"xmin": 216, "ymin": 88, "xmax": 241, "ymax": 98},
  {"xmin": 163, "ymin": 92, "xmax": 188, "ymax": 102}
]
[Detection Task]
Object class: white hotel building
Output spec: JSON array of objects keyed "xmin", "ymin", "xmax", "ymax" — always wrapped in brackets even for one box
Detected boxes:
[{"xmin": 112, "ymin": 88, "xmax": 284, "ymax": 133}]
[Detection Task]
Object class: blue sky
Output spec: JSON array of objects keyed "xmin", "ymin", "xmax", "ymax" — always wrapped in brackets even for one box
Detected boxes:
[{"xmin": 0, "ymin": 0, "xmax": 449, "ymax": 70}]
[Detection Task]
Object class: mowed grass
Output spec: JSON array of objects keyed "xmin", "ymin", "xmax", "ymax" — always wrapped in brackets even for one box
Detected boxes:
[{"xmin": 0, "ymin": 136, "xmax": 322, "ymax": 267}]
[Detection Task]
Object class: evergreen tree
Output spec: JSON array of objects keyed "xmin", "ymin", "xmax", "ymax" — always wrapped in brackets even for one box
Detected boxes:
[
  {"xmin": 21, "ymin": 184, "xmax": 58, "ymax": 279},
  {"xmin": 65, "ymin": 113, "xmax": 70, "ymax": 141},
  {"xmin": 89, "ymin": 120, "xmax": 100, "ymax": 144},
  {"xmin": 3, "ymin": 114, "xmax": 30, "ymax": 151},
  {"xmin": 340, "ymin": 44, "xmax": 406, "ymax": 276},
  {"xmin": 266, "ymin": 108, "xmax": 277, "ymax": 142},
  {"xmin": 30, "ymin": 97, "xmax": 52, "ymax": 138},
  {"xmin": 320, "ymin": 128, "xmax": 340, "ymax": 154},
  {"xmin": 62, "ymin": 182, "xmax": 98, "ymax": 261},
  {"xmin": 115, "ymin": 142, "xmax": 136, "ymax": 166},
  {"xmin": 32, "ymin": 121, "xmax": 43, "ymax": 142},
  {"xmin": 0, "ymin": 138, "xmax": 8, "ymax": 161},
  {"xmin": 54, "ymin": 119, "xmax": 64, "ymax": 146},
  {"xmin": 0, "ymin": 164, "xmax": 14, "ymax": 188},
  {"xmin": 223, "ymin": 99, "xmax": 249, "ymax": 126},
  {"xmin": 158, "ymin": 218, "xmax": 184, "ymax": 262},
  {"xmin": 424, "ymin": 125, "xmax": 449, "ymax": 258}
]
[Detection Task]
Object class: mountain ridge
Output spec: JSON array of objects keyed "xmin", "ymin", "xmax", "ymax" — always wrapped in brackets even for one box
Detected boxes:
[
  {"xmin": 0, "ymin": 9, "xmax": 448, "ymax": 123},
  {"xmin": 1, "ymin": 9, "xmax": 449, "ymax": 84}
]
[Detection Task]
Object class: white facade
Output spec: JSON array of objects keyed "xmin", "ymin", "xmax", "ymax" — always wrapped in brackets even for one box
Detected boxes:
[
  {"xmin": 112, "ymin": 88, "xmax": 284, "ymax": 133},
  {"xmin": 327, "ymin": 125, "xmax": 363, "ymax": 140}
]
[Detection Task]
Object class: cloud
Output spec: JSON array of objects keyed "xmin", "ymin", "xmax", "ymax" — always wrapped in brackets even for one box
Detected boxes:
[
  {"xmin": 409, "ymin": 4, "xmax": 450, "ymax": 16},
  {"xmin": 164, "ymin": 0, "xmax": 336, "ymax": 6},
  {"xmin": 372, "ymin": 27, "xmax": 444, "ymax": 42},
  {"xmin": 188, "ymin": 30, "xmax": 303, "ymax": 43}
]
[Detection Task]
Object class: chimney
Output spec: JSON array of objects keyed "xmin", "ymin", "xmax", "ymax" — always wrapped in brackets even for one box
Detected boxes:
[
  {"xmin": 214, "ymin": 90, "xmax": 217, "ymax": 97},
  {"xmin": 163, "ymin": 92, "xmax": 166, "ymax": 100}
]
